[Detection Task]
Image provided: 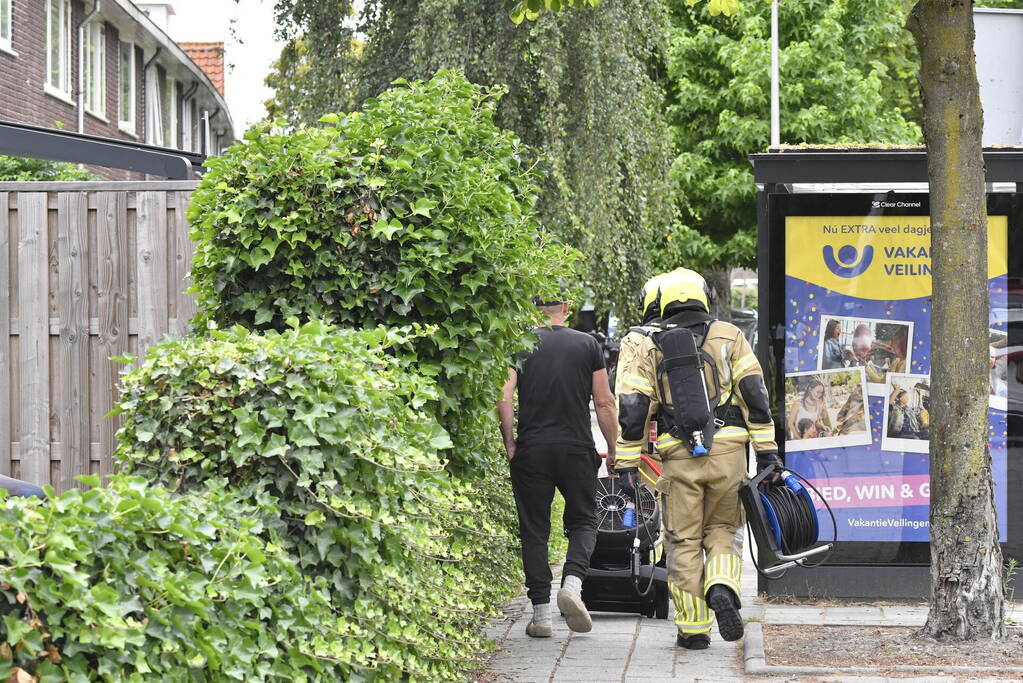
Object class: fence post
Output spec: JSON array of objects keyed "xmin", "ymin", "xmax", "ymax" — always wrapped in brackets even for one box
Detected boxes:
[{"xmin": 17, "ymin": 193, "xmax": 50, "ymax": 487}]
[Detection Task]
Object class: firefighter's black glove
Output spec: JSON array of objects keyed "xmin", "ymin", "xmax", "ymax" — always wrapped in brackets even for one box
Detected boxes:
[{"xmin": 756, "ymin": 451, "xmax": 783, "ymax": 482}]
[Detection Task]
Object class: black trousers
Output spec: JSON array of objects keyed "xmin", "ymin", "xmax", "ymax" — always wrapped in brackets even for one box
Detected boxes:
[{"xmin": 510, "ymin": 444, "xmax": 600, "ymax": 605}]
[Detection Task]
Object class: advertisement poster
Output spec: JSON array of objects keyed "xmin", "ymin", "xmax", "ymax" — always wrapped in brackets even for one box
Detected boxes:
[{"xmin": 784, "ymin": 201, "xmax": 1008, "ymax": 543}]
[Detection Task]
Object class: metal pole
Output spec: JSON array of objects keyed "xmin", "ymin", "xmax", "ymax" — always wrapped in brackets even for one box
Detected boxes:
[{"xmin": 771, "ymin": 0, "xmax": 780, "ymax": 147}]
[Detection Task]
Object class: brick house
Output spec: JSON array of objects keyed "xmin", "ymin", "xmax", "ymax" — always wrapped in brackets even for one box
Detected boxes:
[{"xmin": 0, "ymin": 0, "xmax": 234, "ymax": 178}]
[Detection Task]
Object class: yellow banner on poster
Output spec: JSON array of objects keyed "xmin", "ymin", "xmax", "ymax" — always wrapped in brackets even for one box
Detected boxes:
[{"xmin": 785, "ymin": 215, "xmax": 1007, "ymax": 300}]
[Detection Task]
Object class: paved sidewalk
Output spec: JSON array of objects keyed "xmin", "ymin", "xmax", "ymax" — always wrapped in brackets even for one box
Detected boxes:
[
  {"xmin": 482, "ymin": 538, "xmax": 1023, "ymax": 682},
  {"xmin": 484, "ymin": 538, "xmax": 759, "ymax": 682}
]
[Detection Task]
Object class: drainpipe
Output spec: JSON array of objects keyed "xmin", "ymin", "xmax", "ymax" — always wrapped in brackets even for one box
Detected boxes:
[
  {"xmin": 77, "ymin": 0, "xmax": 101, "ymax": 133},
  {"xmin": 142, "ymin": 47, "xmax": 162, "ymax": 143},
  {"xmin": 181, "ymin": 81, "xmax": 199, "ymax": 102}
]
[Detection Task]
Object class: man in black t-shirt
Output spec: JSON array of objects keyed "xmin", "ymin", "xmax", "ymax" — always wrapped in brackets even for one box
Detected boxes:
[{"xmin": 497, "ymin": 296, "xmax": 618, "ymax": 638}]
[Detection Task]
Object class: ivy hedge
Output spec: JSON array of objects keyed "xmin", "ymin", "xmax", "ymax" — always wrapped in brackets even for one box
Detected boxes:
[
  {"xmin": 0, "ymin": 477, "xmax": 343, "ymax": 682},
  {"xmin": 116, "ymin": 322, "xmax": 501, "ymax": 680}
]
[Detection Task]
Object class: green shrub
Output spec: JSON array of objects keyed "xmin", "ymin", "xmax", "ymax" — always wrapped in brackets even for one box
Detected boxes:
[
  {"xmin": 115, "ymin": 321, "xmax": 508, "ymax": 680},
  {"xmin": 171, "ymin": 71, "xmax": 578, "ymax": 678},
  {"xmin": 0, "ymin": 476, "xmax": 344, "ymax": 682},
  {"xmin": 186, "ymin": 70, "xmax": 577, "ymax": 467},
  {"xmin": 0, "ymin": 156, "xmax": 94, "ymax": 181}
]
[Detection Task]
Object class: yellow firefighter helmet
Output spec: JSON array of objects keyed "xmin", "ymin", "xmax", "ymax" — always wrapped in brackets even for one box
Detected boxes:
[{"xmin": 658, "ymin": 268, "xmax": 711, "ymax": 316}]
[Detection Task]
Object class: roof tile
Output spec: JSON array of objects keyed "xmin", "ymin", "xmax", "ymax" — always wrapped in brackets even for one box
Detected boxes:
[{"xmin": 179, "ymin": 42, "xmax": 225, "ymax": 96}]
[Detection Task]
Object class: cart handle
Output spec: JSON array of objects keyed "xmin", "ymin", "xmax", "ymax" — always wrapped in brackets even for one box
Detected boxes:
[{"xmin": 597, "ymin": 452, "xmax": 662, "ymax": 478}]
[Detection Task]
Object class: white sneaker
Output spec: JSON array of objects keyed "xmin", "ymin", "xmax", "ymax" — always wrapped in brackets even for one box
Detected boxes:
[
  {"xmin": 525, "ymin": 620, "xmax": 553, "ymax": 637},
  {"xmin": 557, "ymin": 587, "xmax": 592, "ymax": 633}
]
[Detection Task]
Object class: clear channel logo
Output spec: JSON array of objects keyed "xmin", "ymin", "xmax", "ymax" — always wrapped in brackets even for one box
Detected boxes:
[{"xmin": 822, "ymin": 244, "xmax": 874, "ymax": 278}]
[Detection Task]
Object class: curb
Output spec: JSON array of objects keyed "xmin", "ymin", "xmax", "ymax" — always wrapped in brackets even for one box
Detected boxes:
[{"xmin": 742, "ymin": 622, "xmax": 1023, "ymax": 676}]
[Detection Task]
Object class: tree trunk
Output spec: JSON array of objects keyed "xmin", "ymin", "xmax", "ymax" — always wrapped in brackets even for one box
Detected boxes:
[
  {"xmin": 907, "ymin": 0, "xmax": 1005, "ymax": 640},
  {"xmin": 705, "ymin": 268, "xmax": 732, "ymax": 321}
]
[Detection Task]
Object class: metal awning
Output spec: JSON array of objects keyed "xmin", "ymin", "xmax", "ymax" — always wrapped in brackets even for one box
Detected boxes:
[
  {"xmin": 0, "ymin": 120, "xmax": 206, "ymax": 179},
  {"xmin": 750, "ymin": 147, "xmax": 1023, "ymax": 184}
]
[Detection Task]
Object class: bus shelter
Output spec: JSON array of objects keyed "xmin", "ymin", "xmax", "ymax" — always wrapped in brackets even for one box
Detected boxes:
[{"xmin": 750, "ymin": 148, "xmax": 1023, "ymax": 597}]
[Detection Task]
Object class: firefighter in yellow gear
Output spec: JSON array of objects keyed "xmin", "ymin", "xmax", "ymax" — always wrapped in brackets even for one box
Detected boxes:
[
  {"xmin": 613, "ymin": 271, "xmax": 671, "ymax": 486},
  {"xmin": 614, "ymin": 268, "xmax": 780, "ymax": 649}
]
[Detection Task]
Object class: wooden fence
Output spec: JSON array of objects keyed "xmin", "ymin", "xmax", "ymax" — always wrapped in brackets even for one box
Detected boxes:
[{"xmin": 0, "ymin": 181, "xmax": 200, "ymax": 492}]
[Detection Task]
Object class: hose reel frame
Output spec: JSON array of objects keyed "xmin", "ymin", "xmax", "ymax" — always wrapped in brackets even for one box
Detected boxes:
[{"xmin": 740, "ymin": 463, "xmax": 837, "ymax": 579}]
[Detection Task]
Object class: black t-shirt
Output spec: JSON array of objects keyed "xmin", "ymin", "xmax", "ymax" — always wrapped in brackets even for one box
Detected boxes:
[{"xmin": 515, "ymin": 326, "xmax": 606, "ymax": 449}]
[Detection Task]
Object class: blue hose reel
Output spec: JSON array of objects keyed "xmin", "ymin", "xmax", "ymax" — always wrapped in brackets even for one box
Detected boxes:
[{"xmin": 740, "ymin": 463, "xmax": 836, "ymax": 579}]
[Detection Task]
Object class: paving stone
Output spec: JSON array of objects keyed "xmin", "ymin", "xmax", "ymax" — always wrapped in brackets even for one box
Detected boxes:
[
  {"xmin": 495, "ymin": 672, "xmax": 552, "ymax": 683},
  {"xmin": 552, "ymin": 671, "xmax": 618, "ymax": 682},
  {"xmin": 742, "ymin": 604, "xmax": 766, "ymax": 620},
  {"xmin": 589, "ymin": 615, "xmax": 642, "ymax": 634},
  {"xmin": 636, "ymin": 617, "xmax": 678, "ymax": 629},
  {"xmin": 559, "ymin": 649, "xmax": 632, "ymax": 664},
  {"xmin": 762, "ymin": 607, "xmax": 825, "ymax": 624},
  {"xmin": 824, "ymin": 606, "xmax": 885, "ymax": 621},
  {"xmin": 878, "ymin": 607, "xmax": 928, "ymax": 626}
]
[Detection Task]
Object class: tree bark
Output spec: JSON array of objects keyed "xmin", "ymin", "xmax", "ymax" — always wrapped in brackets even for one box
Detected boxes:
[
  {"xmin": 705, "ymin": 268, "xmax": 732, "ymax": 321},
  {"xmin": 907, "ymin": 0, "xmax": 1005, "ymax": 640}
]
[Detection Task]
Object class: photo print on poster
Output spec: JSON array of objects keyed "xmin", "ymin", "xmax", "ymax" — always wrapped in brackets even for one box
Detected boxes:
[
  {"xmin": 816, "ymin": 315, "xmax": 913, "ymax": 396},
  {"xmin": 989, "ymin": 328, "xmax": 1008, "ymax": 411},
  {"xmin": 784, "ymin": 367, "xmax": 872, "ymax": 452},
  {"xmin": 881, "ymin": 372, "xmax": 930, "ymax": 454}
]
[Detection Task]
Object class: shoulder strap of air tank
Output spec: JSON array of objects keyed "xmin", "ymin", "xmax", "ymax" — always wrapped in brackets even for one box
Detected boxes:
[{"xmin": 628, "ymin": 324, "xmax": 664, "ymax": 338}]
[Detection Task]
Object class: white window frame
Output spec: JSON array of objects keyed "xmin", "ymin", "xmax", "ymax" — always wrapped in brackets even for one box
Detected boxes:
[
  {"xmin": 119, "ymin": 40, "xmax": 136, "ymax": 133},
  {"xmin": 84, "ymin": 20, "xmax": 106, "ymax": 118},
  {"xmin": 0, "ymin": 0, "xmax": 15, "ymax": 55},
  {"xmin": 163, "ymin": 78, "xmax": 178, "ymax": 149},
  {"xmin": 45, "ymin": 0, "xmax": 73, "ymax": 102}
]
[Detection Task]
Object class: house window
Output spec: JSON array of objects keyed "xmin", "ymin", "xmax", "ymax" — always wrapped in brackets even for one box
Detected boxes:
[
  {"xmin": 0, "ymin": 0, "xmax": 13, "ymax": 54},
  {"xmin": 181, "ymin": 94, "xmax": 192, "ymax": 150},
  {"xmin": 191, "ymin": 100, "xmax": 201, "ymax": 152},
  {"xmin": 46, "ymin": 0, "xmax": 72, "ymax": 97},
  {"xmin": 119, "ymin": 41, "xmax": 135, "ymax": 130},
  {"xmin": 162, "ymin": 78, "xmax": 178, "ymax": 148},
  {"xmin": 84, "ymin": 21, "xmax": 106, "ymax": 117},
  {"xmin": 145, "ymin": 63, "xmax": 163, "ymax": 145}
]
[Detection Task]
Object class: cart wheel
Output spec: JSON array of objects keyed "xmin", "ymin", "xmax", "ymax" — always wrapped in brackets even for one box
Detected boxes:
[{"xmin": 655, "ymin": 584, "xmax": 669, "ymax": 620}]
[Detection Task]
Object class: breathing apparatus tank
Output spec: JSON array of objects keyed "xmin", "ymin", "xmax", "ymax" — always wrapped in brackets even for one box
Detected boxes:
[{"xmin": 654, "ymin": 327, "xmax": 717, "ymax": 456}]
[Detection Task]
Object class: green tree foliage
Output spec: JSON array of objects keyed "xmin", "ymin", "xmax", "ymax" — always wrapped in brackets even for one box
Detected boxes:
[
  {"xmin": 265, "ymin": 0, "xmax": 675, "ymax": 320},
  {"xmin": 0, "ymin": 156, "xmax": 93, "ymax": 181},
  {"xmin": 116, "ymin": 323, "xmax": 504, "ymax": 680},
  {"xmin": 0, "ymin": 476, "xmax": 343, "ymax": 681},
  {"xmin": 661, "ymin": 0, "xmax": 922, "ymax": 272},
  {"xmin": 509, "ymin": 0, "xmax": 600, "ymax": 24}
]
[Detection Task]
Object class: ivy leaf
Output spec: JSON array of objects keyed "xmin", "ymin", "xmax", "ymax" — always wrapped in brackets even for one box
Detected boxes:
[
  {"xmin": 410, "ymin": 198, "xmax": 437, "ymax": 218},
  {"xmin": 370, "ymin": 218, "xmax": 403, "ymax": 240}
]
